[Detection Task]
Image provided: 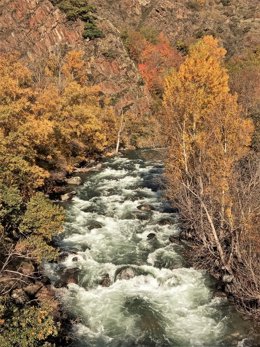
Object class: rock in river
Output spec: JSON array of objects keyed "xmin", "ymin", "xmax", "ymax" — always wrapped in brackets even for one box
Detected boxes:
[
  {"xmin": 147, "ymin": 233, "xmax": 156, "ymax": 240},
  {"xmin": 100, "ymin": 274, "xmax": 111, "ymax": 287},
  {"xmin": 116, "ymin": 267, "xmax": 136, "ymax": 281},
  {"xmin": 66, "ymin": 176, "xmax": 82, "ymax": 185},
  {"xmin": 61, "ymin": 191, "xmax": 77, "ymax": 201},
  {"xmin": 137, "ymin": 204, "xmax": 155, "ymax": 211}
]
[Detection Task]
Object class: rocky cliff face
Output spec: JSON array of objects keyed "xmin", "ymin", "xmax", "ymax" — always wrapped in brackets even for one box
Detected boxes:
[
  {"xmin": 1, "ymin": 0, "xmax": 259, "ymax": 116},
  {"xmin": 0, "ymin": 0, "xmax": 83, "ymax": 58},
  {"xmin": 90, "ymin": 0, "xmax": 260, "ymax": 56},
  {"xmin": 84, "ymin": 18, "xmax": 151, "ymax": 115},
  {"xmin": 0, "ymin": 0, "xmax": 151, "ymax": 115}
]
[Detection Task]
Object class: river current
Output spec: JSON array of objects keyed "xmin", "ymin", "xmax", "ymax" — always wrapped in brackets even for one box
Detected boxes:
[{"xmin": 47, "ymin": 150, "xmax": 256, "ymax": 347}]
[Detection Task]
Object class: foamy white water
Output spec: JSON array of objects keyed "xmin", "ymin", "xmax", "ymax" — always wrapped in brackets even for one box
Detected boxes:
[{"xmin": 48, "ymin": 150, "xmax": 253, "ymax": 347}]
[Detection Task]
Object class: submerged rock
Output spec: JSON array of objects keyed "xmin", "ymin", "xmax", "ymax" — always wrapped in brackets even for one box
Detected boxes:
[
  {"xmin": 147, "ymin": 233, "xmax": 156, "ymax": 240},
  {"xmin": 134, "ymin": 211, "xmax": 152, "ymax": 221},
  {"xmin": 87, "ymin": 221, "xmax": 104, "ymax": 230},
  {"xmin": 100, "ymin": 274, "xmax": 111, "ymax": 287},
  {"xmin": 116, "ymin": 267, "xmax": 136, "ymax": 281},
  {"xmin": 137, "ymin": 204, "xmax": 155, "ymax": 211},
  {"xmin": 162, "ymin": 206, "xmax": 179, "ymax": 213},
  {"xmin": 157, "ymin": 217, "xmax": 174, "ymax": 225}
]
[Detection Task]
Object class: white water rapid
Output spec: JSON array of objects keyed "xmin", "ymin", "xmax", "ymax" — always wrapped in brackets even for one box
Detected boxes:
[{"xmin": 47, "ymin": 150, "xmax": 255, "ymax": 347}]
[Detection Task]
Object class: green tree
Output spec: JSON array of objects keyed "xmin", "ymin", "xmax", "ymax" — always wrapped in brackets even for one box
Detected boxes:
[{"xmin": 52, "ymin": 0, "xmax": 103, "ymax": 40}]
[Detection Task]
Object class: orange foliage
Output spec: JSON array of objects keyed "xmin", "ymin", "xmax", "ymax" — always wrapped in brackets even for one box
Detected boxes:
[
  {"xmin": 0, "ymin": 50, "xmax": 117, "ymax": 191},
  {"xmin": 138, "ymin": 33, "xmax": 182, "ymax": 95},
  {"xmin": 163, "ymin": 35, "xmax": 254, "ymax": 264}
]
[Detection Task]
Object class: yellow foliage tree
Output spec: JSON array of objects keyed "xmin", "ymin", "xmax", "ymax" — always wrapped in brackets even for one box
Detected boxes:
[{"xmin": 163, "ymin": 36, "xmax": 254, "ymax": 269}]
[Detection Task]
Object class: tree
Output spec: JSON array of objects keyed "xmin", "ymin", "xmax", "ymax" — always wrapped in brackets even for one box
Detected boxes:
[
  {"xmin": 52, "ymin": 0, "xmax": 103, "ymax": 40},
  {"xmin": 163, "ymin": 35, "xmax": 253, "ymax": 272},
  {"xmin": 138, "ymin": 33, "xmax": 182, "ymax": 96}
]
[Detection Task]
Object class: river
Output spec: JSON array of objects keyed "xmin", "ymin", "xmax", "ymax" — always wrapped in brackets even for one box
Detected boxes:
[{"xmin": 47, "ymin": 149, "xmax": 257, "ymax": 347}]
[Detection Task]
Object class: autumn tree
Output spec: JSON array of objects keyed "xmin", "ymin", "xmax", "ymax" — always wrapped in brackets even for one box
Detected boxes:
[
  {"xmin": 0, "ymin": 56, "xmax": 50, "ymax": 195},
  {"xmin": 0, "ymin": 46, "xmax": 121, "ymax": 344},
  {"xmin": 138, "ymin": 33, "xmax": 182, "ymax": 96},
  {"xmin": 163, "ymin": 36, "xmax": 254, "ymax": 284}
]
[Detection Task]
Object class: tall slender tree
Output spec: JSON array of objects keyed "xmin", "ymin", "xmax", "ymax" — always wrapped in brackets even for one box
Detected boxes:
[{"xmin": 163, "ymin": 36, "xmax": 253, "ymax": 271}]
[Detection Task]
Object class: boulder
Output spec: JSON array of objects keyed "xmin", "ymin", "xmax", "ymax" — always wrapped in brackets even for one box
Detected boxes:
[
  {"xmin": 54, "ymin": 267, "xmax": 80, "ymax": 288},
  {"xmin": 66, "ymin": 176, "xmax": 82, "ymax": 185},
  {"xmin": 64, "ymin": 268, "xmax": 80, "ymax": 285},
  {"xmin": 60, "ymin": 191, "xmax": 77, "ymax": 201},
  {"xmin": 92, "ymin": 163, "xmax": 102, "ymax": 171},
  {"xmin": 214, "ymin": 291, "xmax": 227, "ymax": 299},
  {"xmin": 147, "ymin": 233, "xmax": 156, "ymax": 240}
]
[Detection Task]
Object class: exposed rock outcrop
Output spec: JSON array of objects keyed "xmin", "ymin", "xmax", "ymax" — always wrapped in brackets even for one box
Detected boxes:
[
  {"xmin": 0, "ymin": 0, "xmax": 83, "ymax": 58},
  {"xmin": 90, "ymin": 0, "xmax": 260, "ymax": 56},
  {"xmin": 0, "ymin": 0, "xmax": 151, "ymax": 116}
]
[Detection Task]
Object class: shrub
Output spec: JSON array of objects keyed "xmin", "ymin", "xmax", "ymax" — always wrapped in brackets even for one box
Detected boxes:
[
  {"xmin": 83, "ymin": 21, "xmax": 103, "ymax": 40},
  {"xmin": 0, "ymin": 304, "xmax": 58, "ymax": 347}
]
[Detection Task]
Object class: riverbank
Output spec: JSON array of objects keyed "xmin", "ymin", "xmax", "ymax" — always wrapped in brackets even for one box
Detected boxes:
[
  {"xmin": 46, "ymin": 149, "xmax": 259, "ymax": 347},
  {"xmin": 0, "ymin": 148, "xmax": 117, "ymax": 346}
]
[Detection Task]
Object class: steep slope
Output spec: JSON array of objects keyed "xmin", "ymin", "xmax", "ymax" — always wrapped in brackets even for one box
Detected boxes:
[
  {"xmin": 0, "ymin": 0, "xmax": 151, "ymax": 115},
  {"xmin": 90, "ymin": 0, "xmax": 260, "ymax": 56},
  {"xmin": 0, "ymin": 0, "xmax": 83, "ymax": 58}
]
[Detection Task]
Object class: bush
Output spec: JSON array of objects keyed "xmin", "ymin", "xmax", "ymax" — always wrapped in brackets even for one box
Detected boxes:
[
  {"xmin": 83, "ymin": 22, "xmax": 103, "ymax": 40},
  {"xmin": 0, "ymin": 304, "xmax": 58, "ymax": 347}
]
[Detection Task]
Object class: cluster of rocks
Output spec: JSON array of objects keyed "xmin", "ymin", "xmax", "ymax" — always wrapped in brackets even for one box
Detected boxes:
[{"xmin": 46, "ymin": 163, "xmax": 104, "ymax": 201}]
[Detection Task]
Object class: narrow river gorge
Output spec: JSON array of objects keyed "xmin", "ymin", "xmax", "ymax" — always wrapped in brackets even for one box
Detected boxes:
[{"xmin": 47, "ymin": 150, "xmax": 256, "ymax": 347}]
